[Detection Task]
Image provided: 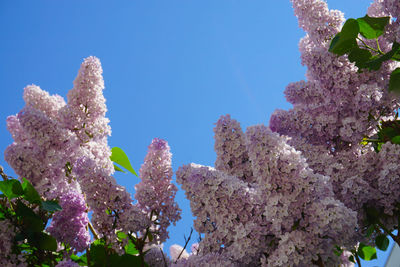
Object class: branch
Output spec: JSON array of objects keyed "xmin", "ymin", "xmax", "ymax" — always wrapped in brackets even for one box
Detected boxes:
[
  {"xmin": 175, "ymin": 228, "xmax": 193, "ymax": 263},
  {"xmin": 88, "ymin": 221, "xmax": 100, "ymax": 240},
  {"xmin": 0, "ymin": 165, "xmax": 8, "ymax": 180},
  {"xmin": 355, "ymin": 252, "xmax": 362, "ymax": 267},
  {"xmin": 159, "ymin": 248, "xmax": 168, "ymax": 267}
]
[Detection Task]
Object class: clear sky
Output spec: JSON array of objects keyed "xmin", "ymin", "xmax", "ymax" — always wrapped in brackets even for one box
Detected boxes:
[{"xmin": 0, "ymin": 0, "xmax": 390, "ymax": 266}]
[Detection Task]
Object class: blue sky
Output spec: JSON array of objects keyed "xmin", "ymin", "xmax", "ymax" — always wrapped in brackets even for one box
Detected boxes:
[{"xmin": 0, "ymin": 0, "xmax": 390, "ymax": 266}]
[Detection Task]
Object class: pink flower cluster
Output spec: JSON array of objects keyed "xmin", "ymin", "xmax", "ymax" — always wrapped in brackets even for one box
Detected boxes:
[
  {"xmin": 135, "ymin": 138, "xmax": 181, "ymax": 244},
  {"xmin": 269, "ymin": 0, "xmax": 400, "ymax": 245},
  {"xmin": 4, "ymin": 56, "xmax": 181, "ymax": 260},
  {"xmin": 176, "ymin": 116, "xmax": 357, "ymax": 266}
]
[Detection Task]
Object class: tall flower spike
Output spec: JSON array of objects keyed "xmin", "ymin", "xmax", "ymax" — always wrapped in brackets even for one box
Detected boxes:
[
  {"xmin": 135, "ymin": 138, "xmax": 181, "ymax": 244},
  {"xmin": 60, "ymin": 56, "xmax": 111, "ymax": 143}
]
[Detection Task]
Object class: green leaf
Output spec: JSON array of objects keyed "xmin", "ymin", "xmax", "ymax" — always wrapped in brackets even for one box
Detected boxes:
[
  {"xmin": 15, "ymin": 200, "xmax": 44, "ymax": 232},
  {"xmin": 90, "ymin": 243, "xmax": 107, "ymax": 266},
  {"xmin": 0, "ymin": 210, "xmax": 5, "ymax": 220},
  {"xmin": 357, "ymin": 15, "xmax": 390, "ymax": 39},
  {"xmin": 349, "ymin": 255, "xmax": 355, "ymax": 263},
  {"xmin": 21, "ymin": 178, "xmax": 41, "ymax": 204},
  {"xmin": 366, "ymin": 225, "xmax": 375, "ymax": 237},
  {"xmin": 71, "ymin": 254, "xmax": 88, "ymax": 266},
  {"xmin": 110, "ymin": 147, "xmax": 137, "ymax": 176},
  {"xmin": 392, "ymin": 136, "xmax": 400, "ymax": 144},
  {"xmin": 0, "ymin": 179, "xmax": 24, "ymax": 199},
  {"xmin": 41, "ymin": 200, "xmax": 62, "ymax": 213},
  {"xmin": 365, "ymin": 42, "xmax": 400, "ymax": 71},
  {"xmin": 375, "ymin": 234, "xmax": 390, "ymax": 251},
  {"xmin": 114, "ymin": 165, "xmax": 126, "ymax": 173},
  {"xmin": 341, "ymin": 18, "xmax": 360, "ymax": 38},
  {"xmin": 389, "ymin": 68, "xmax": 400, "ymax": 93},
  {"xmin": 117, "ymin": 231, "xmax": 127, "ymax": 240},
  {"xmin": 358, "ymin": 243, "xmax": 377, "ymax": 261},
  {"xmin": 348, "ymin": 48, "xmax": 373, "ymax": 68},
  {"xmin": 125, "ymin": 239, "xmax": 139, "ymax": 255},
  {"xmin": 329, "ymin": 19, "xmax": 359, "ymax": 56},
  {"xmin": 109, "ymin": 254, "xmax": 142, "ymax": 267},
  {"xmin": 35, "ymin": 232, "xmax": 58, "ymax": 251}
]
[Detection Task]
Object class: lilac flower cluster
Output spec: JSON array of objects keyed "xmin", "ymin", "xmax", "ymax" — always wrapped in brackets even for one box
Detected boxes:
[
  {"xmin": 47, "ymin": 190, "xmax": 91, "ymax": 252},
  {"xmin": 269, "ymin": 0, "xmax": 400, "ymax": 241},
  {"xmin": 4, "ymin": 57, "xmax": 149, "ymax": 254},
  {"xmin": 176, "ymin": 116, "xmax": 357, "ymax": 266},
  {"xmin": 135, "ymin": 138, "xmax": 181, "ymax": 243}
]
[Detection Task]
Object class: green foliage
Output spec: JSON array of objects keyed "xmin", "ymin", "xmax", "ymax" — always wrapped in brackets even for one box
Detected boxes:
[
  {"xmin": 389, "ymin": 67, "xmax": 400, "ymax": 93},
  {"xmin": 329, "ymin": 19, "xmax": 359, "ymax": 55},
  {"xmin": 357, "ymin": 15, "xmax": 390, "ymax": 39},
  {"xmin": 375, "ymin": 234, "xmax": 390, "ymax": 251},
  {"xmin": 0, "ymin": 179, "xmax": 24, "ymax": 199},
  {"xmin": 71, "ymin": 238, "xmax": 144, "ymax": 267},
  {"xmin": 110, "ymin": 147, "xmax": 138, "ymax": 176},
  {"xmin": 329, "ymin": 14, "xmax": 400, "ymax": 95},
  {"xmin": 0, "ymin": 178, "xmax": 65, "ymax": 266},
  {"xmin": 21, "ymin": 178, "xmax": 41, "ymax": 204},
  {"xmin": 41, "ymin": 200, "xmax": 62, "ymax": 212},
  {"xmin": 357, "ymin": 243, "xmax": 377, "ymax": 261}
]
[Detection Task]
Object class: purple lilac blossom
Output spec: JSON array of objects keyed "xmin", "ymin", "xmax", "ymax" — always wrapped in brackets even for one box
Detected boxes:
[
  {"xmin": 135, "ymin": 138, "xmax": 181, "ymax": 244},
  {"xmin": 176, "ymin": 117, "xmax": 357, "ymax": 266},
  {"xmin": 214, "ymin": 115, "xmax": 254, "ymax": 183},
  {"xmin": 4, "ymin": 56, "xmax": 150, "ymax": 253},
  {"xmin": 55, "ymin": 259, "xmax": 80, "ymax": 267},
  {"xmin": 269, "ymin": 0, "xmax": 400, "ymax": 238},
  {"xmin": 47, "ymin": 190, "xmax": 91, "ymax": 252},
  {"xmin": 143, "ymin": 245, "xmax": 172, "ymax": 267}
]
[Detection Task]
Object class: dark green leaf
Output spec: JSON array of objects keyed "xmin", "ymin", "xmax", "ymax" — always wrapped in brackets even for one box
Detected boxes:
[
  {"xmin": 389, "ymin": 68, "xmax": 400, "ymax": 93},
  {"xmin": 348, "ymin": 48, "xmax": 372, "ymax": 68},
  {"xmin": 341, "ymin": 19, "xmax": 360, "ymax": 38},
  {"xmin": 21, "ymin": 178, "xmax": 41, "ymax": 204},
  {"xmin": 15, "ymin": 200, "xmax": 44, "ymax": 232},
  {"xmin": 365, "ymin": 42, "xmax": 400, "ymax": 71},
  {"xmin": 329, "ymin": 34, "xmax": 358, "ymax": 56},
  {"xmin": 0, "ymin": 179, "xmax": 24, "ymax": 199},
  {"xmin": 392, "ymin": 136, "xmax": 400, "ymax": 144},
  {"xmin": 110, "ymin": 147, "xmax": 137, "ymax": 176},
  {"xmin": 375, "ymin": 234, "xmax": 390, "ymax": 251},
  {"xmin": 90, "ymin": 243, "xmax": 107, "ymax": 266},
  {"xmin": 14, "ymin": 232, "xmax": 25, "ymax": 242},
  {"xmin": 358, "ymin": 243, "xmax": 377, "ymax": 261},
  {"xmin": 357, "ymin": 15, "xmax": 390, "ymax": 39},
  {"xmin": 35, "ymin": 232, "xmax": 57, "ymax": 251},
  {"xmin": 349, "ymin": 255, "xmax": 355, "ymax": 263},
  {"xmin": 41, "ymin": 200, "xmax": 62, "ymax": 212},
  {"xmin": 109, "ymin": 254, "xmax": 142, "ymax": 267},
  {"xmin": 329, "ymin": 19, "xmax": 359, "ymax": 56},
  {"xmin": 366, "ymin": 225, "xmax": 375, "ymax": 237}
]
